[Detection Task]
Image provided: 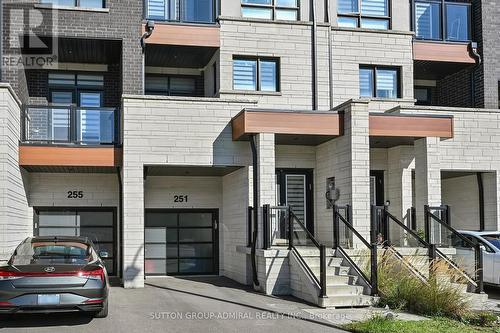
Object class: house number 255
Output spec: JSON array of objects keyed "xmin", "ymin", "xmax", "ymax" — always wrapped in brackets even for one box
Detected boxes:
[{"xmin": 67, "ymin": 190, "xmax": 84, "ymax": 199}]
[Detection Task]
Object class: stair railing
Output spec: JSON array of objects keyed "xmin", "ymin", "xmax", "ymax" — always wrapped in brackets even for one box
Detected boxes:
[
  {"xmin": 425, "ymin": 205, "xmax": 483, "ymax": 293},
  {"xmin": 333, "ymin": 205, "xmax": 378, "ymax": 296},
  {"xmin": 262, "ymin": 204, "xmax": 327, "ymax": 299}
]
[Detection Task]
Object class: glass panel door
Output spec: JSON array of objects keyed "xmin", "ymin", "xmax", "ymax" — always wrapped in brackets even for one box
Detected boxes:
[
  {"xmin": 50, "ymin": 91, "xmax": 72, "ymax": 141},
  {"xmin": 34, "ymin": 208, "xmax": 116, "ymax": 275},
  {"xmin": 145, "ymin": 210, "xmax": 218, "ymax": 276},
  {"xmin": 78, "ymin": 92, "xmax": 102, "ymax": 143}
]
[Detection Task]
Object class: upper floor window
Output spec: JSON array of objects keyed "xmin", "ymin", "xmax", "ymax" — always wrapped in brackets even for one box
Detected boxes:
[
  {"xmin": 359, "ymin": 66, "xmax": 400, "ymax": 99},
  {"xmin": 241, "ymin": 0, "xmax": 299, "ymax": 21},
  {"xmin": 145, "ymin": 75, "xmax": 199, "ymax": 96},
  {"xmin": 40, "ymin": 0, "xmax": 105, "ymax": 8},
  {"xmin": 233, "ymin": 57, "xmax": 279, "ymax": 92},
  {"xmin": 145, "ymin": 0, "xmax": 215, "ymax": 24},
  {"xmin": 338, "ymin": 0, "xmax": 390, "ymax": 30},
  {"xmin": 413, "ymin": 0, "xmax": 471, "ymax": 42}
]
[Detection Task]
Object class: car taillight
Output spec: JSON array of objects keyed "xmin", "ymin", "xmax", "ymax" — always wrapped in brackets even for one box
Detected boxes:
[
  {"xmin": 81, "ymin": 268, "xmax": 105, "ymax": 282},
  {"xmin": 0, "ymin": 270, "xmax": 22, "ymax": 281},
  {"xmin": 0, "ymin": 301, "xmax": 14, "ymax": 307}
]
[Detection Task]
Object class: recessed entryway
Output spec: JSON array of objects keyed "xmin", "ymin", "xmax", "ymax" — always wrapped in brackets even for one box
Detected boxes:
[{"xmin": 145, "ymin": 209, "xmax": 219, "ymax": 276}]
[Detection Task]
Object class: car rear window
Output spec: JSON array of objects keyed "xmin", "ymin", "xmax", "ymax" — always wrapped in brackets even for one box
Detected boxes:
[
  {"xmin": 11, "ymin": 241, "xmax": 94, "ymax": 265},
  {"xmin": 483, "ymin": 234, "xmax": 500, "ymax": 249}
]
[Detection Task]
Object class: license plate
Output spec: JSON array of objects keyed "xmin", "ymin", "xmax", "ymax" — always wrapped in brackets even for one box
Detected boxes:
[{"xmin": 37, "ymin": 294, "xmax": 60, "ymax": 305}]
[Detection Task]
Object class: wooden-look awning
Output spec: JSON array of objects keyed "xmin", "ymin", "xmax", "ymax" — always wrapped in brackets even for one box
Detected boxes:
[
  {"xmin": 231, "ymin": 109, "xmax": 343, "ymax": 145},
  {"xmin": 19, "ymin": 146, "xmax": 122, "ymax": 170},
  {"xmin": 369, "ymin": 113, "xmax": 453, "ymax": 138},
  {"xmin": 413, "ymin": 41, "xmax": 476, "ymax": 64}
]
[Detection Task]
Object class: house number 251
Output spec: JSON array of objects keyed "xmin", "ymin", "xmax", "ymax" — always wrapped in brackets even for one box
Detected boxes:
[{"xmin": 174, "ymin": 195, "xmax": 188, "ymax": 203}]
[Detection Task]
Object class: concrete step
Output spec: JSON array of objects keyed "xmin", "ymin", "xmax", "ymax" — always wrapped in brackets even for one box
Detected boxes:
[
  {"xmin": 310, "ymin": 265, "xmax": 351, "ymax": 277},
  {"xmin": 326, "ymin": 284, "xmax": 365, "ymax": 296},
  {"xmin": 325, "ymin": 274, "xmax": 359, "ymax": 285},
  {"xmin": 299, "ymin": 256, "xmax": 343, "ymax": 267},
  {"xmin": 322, "ymin": 295, "xmax": 378, "ymax": 308}
]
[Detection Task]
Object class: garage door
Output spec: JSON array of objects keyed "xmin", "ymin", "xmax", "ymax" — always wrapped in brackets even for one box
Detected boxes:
[
  {"xmin": 34, "ymin": 208, "xmax": 117, "ymax": 275},
  {"xmin": 145, "ymin": 210, "xmax": 218, "ymax": 276}
]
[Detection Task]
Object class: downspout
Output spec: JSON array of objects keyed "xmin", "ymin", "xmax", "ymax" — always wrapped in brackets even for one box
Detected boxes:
[
  {"xmin": 311, "ymin": 0, "xmax": 318, "ymax": 110},
  {"xmin": 477, "ymin": 172, "xmax": 485, "ymax": 231},
  {"xmin": 325, "ymin": 0, "xmax": 333, "ymax": 109},
  {"xmin": 249, "ymin": 135, "xmax": 260, "ymax": 287},
  {"xmin": 469, "ymin": 42, "xmax": 482, "ymax": 107},
  {"xmin": 140, "ymin": 21, "xmax": 155, "ymax": 93},
  {"xmin": 116, "ymin": 167, "xmax": 124, "ymax": 281}
]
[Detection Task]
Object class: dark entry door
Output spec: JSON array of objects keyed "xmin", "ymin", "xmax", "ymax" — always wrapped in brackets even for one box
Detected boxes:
[
  {"xmin": 33, "ymin": 208, "xmax": 117, "ymax": 275},
  {"xmin": 276, "ymin": 169, "xmax": 314, "ymax": 233},
  {"xmin": 145, "ymin": 210, "xmax": 218, "ymax": 276}
]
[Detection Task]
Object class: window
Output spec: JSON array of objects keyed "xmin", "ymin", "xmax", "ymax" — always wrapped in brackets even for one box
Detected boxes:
[
  {"xmin": 241, "ymin": 0, "xmax": 299, "ymax": 21},
  {"xmin": 233, "ymin": 57, "xmax": 279, "ymax": 92},
  {"xmin": 145, "ymin": 75, "xmax": 199, "ymax": 96},
  {"xmin": 359, "ymin": 66, "xmax": 400, "ymax": 98},
  {"xmin": 413, "ymin": 1, "xmax": 470, "ymax": 42},
  {"xmin": 40, "ymin": 0, "xmax": 105, "ymax": 8},
  {"xmin": 145, "ymin": 0, "xmax": 215, "ymax": 23},
  {"xmin": 415, "ymin": 87, "xmax": 432, "ymax": 105},
  {"xmin": 338, "ymin": 0, "xmax": 390, "ymax": 30}
]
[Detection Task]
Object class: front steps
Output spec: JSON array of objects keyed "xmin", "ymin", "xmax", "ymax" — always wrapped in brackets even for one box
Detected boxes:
[{"xmin": 289, "ymin": 248, "xmax": 378, "ymax": 308}]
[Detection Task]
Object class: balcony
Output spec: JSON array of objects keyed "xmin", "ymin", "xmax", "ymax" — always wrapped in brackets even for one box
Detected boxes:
[
  {"xmin": 145, "ymin": 0, "xmax": 217, "ymax": 24},
  {"xmin": 20, "ymin": 105, "xmax": 121, "ymax": 170},
  {"xmin": 22, "ymin": 105, "xmax": 119, "ymax": 146}
]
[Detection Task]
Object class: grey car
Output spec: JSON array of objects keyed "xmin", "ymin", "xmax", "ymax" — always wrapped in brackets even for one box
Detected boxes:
[{"xmin": 0, "ymin": 236, "xmax": 109, "ymax": 318}]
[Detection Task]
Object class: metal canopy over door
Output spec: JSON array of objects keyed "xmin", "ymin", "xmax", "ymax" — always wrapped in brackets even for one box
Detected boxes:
[
  {"xmin": 276, "ymin": 169, "xmax": 314, "ymax": 233},
  {"xmin": 145, "ymin": 210, "xmax": 218, "ymax": 276},
  {"xmin": 33, "ymin": 208, "xmax": 117, "ymax": 275}
]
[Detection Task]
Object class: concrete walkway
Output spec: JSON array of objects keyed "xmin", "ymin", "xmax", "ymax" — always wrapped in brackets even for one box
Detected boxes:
[{"xmin": 0, "ymin": 277, "xmax": 348, "ymax": 333}]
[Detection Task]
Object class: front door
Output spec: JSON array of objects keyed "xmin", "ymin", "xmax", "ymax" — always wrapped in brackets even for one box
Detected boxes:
[
  {"xmin": 145, "ymin": 210, "xmax": 218, "ymax": 276},
  {"xmin": 276, "ymin": 169, "xmax": 314, "ymax": 233}
]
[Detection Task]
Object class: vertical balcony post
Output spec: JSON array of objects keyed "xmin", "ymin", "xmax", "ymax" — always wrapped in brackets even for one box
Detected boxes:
[
  {"xmin": 475, "ymin": 243, "xmax": 484, "ymax": 294},
  {"xmin": 332, "ymin": 205, "xmax": 339, "ymax": 249},
  {"xmin": 319, "ymin": 244, "xmax": 327, "ymax": 299},
  {"xmin": 424, "ymin": 205, "xmax": 431, "ymax": 244}
]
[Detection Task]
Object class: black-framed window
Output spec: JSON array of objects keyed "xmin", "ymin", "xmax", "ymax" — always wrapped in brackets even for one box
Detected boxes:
[
  {"xmin": 233, "ymin": 57, "xmax": 279, "ymax": 92},
  {"xmin": 40, "ymin": 0, "xmax": 105, "ymax": 8},
  {"xmin": 413, "ymin": 0, "xmax": 471, "ymax": 42},
  {"xmin": 359, "ymin": 66, "xmax": 400, "ymax": 98},
  {"xmin": 241, "ymin": 0, "xmax": 299, "ymax": 21},
  {"xmin": 337, "ymin": 0, "xmax": 390, "ymax": 30},
  {"xmin": 145, "ymin": 0, "xmax": 216, "ymax": 24},
  {"xmin": 145, "ymin": 74, "xmax": 201, "ymax": 96}
]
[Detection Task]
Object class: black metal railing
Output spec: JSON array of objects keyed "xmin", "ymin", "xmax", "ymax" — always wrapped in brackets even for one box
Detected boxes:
[
  {"xmin": 262, "ymin": 204, "xmax": 327, "ymax": 299},
  {"xmin": 144, "ymin": 0, "xmax": 217, "ymax": 24},
  {"xmin": 372, "ymin": 205, "xmax": 433, "ymax": 283},
  {"xmin": 247, "ymin": 206, "xmax": 254, "ymax": 247},
  {"xmin": 333, "ymin": 205, "xmax": 378, "ymax": 296},
  {"xmin": 425, "ymin": 205, "xmax": 483, "ymax": 293},
  {"xmin": 22, "ymin": 105, "xmax": 119, "ymax": 146}
]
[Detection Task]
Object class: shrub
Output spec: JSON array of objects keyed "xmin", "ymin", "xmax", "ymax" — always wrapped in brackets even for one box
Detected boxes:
[{"xmin": 376, "ymin": 252, "xmax": 470, "ymax": 319}]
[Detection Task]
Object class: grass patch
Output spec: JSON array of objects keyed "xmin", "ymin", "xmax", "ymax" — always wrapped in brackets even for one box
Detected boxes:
[{"xmin": 343, "ymin": 316, "xmax": 500, "ymax": 333}]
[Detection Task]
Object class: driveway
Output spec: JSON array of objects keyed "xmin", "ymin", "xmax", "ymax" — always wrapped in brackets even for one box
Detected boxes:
[{"xmin": 0, "ymin": 277, "xmax": 347, "ymax": 333}]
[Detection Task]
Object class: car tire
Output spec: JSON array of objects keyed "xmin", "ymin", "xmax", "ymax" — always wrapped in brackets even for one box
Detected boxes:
[{"xmin": 94, "ymin": 299, "xmax": 108, "ymax": 318}]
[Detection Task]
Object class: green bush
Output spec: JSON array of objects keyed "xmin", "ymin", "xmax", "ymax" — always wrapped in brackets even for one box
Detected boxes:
[{"xmin": 376, "ymin": 253, "xmax": 470, "ymax": 319}]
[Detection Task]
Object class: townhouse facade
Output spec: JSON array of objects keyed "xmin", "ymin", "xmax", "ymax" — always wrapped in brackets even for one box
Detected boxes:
[{"xmin": 0, "ymin": 0, "xmax": 499, "ymax": 307}]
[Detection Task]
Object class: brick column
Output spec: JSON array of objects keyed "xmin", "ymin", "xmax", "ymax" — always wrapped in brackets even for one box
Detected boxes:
[
  {"xmin": 256, "ymin": 133, "xmax": 276, "ymax": 249},
  {"xmin": 414, "ymin": 137, "xmax": 442, "ymax": 229},
  {"xmin": 122, "ymin": 164, "xmax": 145, "ymax": 288}
]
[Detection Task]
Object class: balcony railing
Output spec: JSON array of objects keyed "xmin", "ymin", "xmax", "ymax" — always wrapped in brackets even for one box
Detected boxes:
[
  {"xmin": 145, "ymin": 0, "xmax": 216, "ymax": 24},
  {"xmin": 412, "ymin": 0, "xmax": 471, "ymax": 42},
  {"xmin": 22, "ymin": 105, "xmax": 119, "ymax": 145}
]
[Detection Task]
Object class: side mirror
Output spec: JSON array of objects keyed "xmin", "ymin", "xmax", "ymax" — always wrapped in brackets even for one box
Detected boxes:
[{"xmin": 99, "ymin": 251, "xmax": 109, "ymax": 259}]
